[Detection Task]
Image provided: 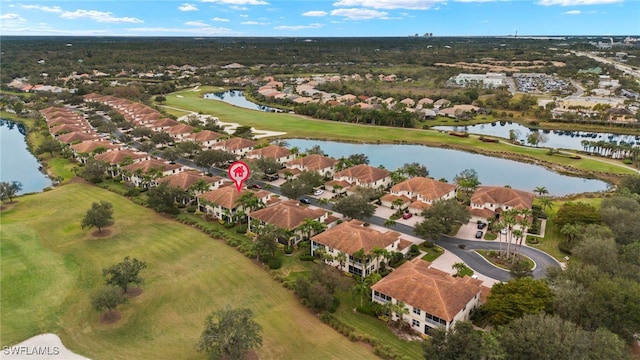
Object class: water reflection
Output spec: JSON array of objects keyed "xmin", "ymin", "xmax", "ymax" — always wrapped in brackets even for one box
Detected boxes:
[
  {"xmin": 0, "ymin": 119, "xmax": 53, "ymax": 194},
  {"xmin": 204, "ymin": 90, "xmax": 277, "ymax": 112},
  {"xmin": 433, "ymin": 122, "xmax": 640, "ymax": 152},
  {"xmin": 286, "ymin": 139, "xmax": 609, "ymax": 196}
]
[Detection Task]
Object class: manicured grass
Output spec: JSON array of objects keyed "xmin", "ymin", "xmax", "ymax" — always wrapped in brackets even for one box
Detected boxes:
[
  {"xmin": 1, "ymin": 183, "xmax": 377, "ymax": 360},
  {"xmin": 162, "ymin": 87, "xmax": 635, "ymax": 176},
  {"xmin": 421, "ymin": 246, "xmax": 444, "ymax": 262},
  {"xmin": 334, "ymin": 292, "xmax": 424, "ymax": 360}
]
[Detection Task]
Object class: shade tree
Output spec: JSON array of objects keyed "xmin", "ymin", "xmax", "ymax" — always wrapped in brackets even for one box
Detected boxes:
[
  {"xmin": 0, "ymin": 181, "xmax": 23, "ymax": 203},
  {"xmin": 102, "ymin": 256, "xmax": 147, "ymax": 294},
  {"xmin": 196, "ymin": 306, "xmax": 263, "ymax": 360},
  {"xmin": 81, "ymin": 201, "xmax": 113, "ymax": 233}
]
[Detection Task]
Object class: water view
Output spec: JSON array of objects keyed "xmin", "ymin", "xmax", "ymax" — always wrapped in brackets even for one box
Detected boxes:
[
  {"xmin": 433, "ymin": 122, "xmax": 640, "ymax": 152},
  {"xmin": 204, "ymin": 90, "xmax": 277, "ymax": 112},
  {"xmin": 0, "ymin": 119, "xmax": 52, "ymax": 194},
  {"xmin": 286, "ymin": 139, "xmax": 609, "ymax": 196}
]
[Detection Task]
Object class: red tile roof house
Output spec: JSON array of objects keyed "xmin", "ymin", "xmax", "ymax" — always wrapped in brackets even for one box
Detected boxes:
[
  {"xmin": 56, "ymin": 131, "xmax": 101, "ymax": 144},
  {"xmin": 246, "ymin": 145, "xmax": 293, "ymax": 165},
  {"xmin": 197, "ymin": 185, "xmax": 273, "ymax": 223},
  {"xmin": 371, "ymin": 259, "xmax": 483, "ymax": 335},
  {"xmin": 286, "ymin": 154, "xmax": 338, "ymax": 178},
  {"xmin": 469, "ymin": 186, "xmax": 535, "ymax": 220},
  {"xmin": 157, "ymin": 170, "xmax": 225, "ymax": 204},
  {"xmin": 213, "ymin": 137, "xmax": 256, "ymax": 157},
  {"xmin": 310, "ymin": 220, "xmax": 411, "ymax": 278},
  {"xmin": 49, "ymin": 123, "xmax": 92, "ymax": 136},
  {"xmin": 147, "ymin": 118, "xmax": 181, "ymax": 132},
  {"xmin": 180, "ymin": 130, "xmax": 224, "ymax": 150},
  {"xmin": 70, "ymin": 140, "xmax": 122, "ymax": 163},
  {"xmin": 328, "ymin": 164, "xmax": 392, "ymax": 193},
  {"xmin": 166, "ymin": 124, "xmax": 195, "ymax": 141},
  {"xmin": 248, "ymin": 200, "xmax": 335, "ymax": 244},
  {"xmin": 381, "ymin": 177, "xmax": 457, "ymax": 215},
  {"xmin": 94, "ymin": 149, "xmax": 150, "ymax": 177},
  {"xmin": 120, "ymin": 158, "xmax": 184, "ymax": 189}
]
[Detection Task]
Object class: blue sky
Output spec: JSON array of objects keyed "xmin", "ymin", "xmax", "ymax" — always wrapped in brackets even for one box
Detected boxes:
[{"xmin": 1, "ymin": 0, "xmax": 638, "ymax": 37}]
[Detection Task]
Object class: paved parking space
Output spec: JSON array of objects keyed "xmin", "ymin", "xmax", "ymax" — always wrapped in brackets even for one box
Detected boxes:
[
  {"xmin": 373, "ymin": 206, "xmax": 424, "ymax": 226},
  {"xmin": 456, "ymin": 221, "xmax": 485, "ymax": 240}
]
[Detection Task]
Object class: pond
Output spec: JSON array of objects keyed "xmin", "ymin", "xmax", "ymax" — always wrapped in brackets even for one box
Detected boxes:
[
  {"xmin": 433, "ymin": 122, "xmax": 640, "ymax": 152},
  {"xmin": 285, "ymin": 139, "xmax": 609, "ymax": 197},
  {"xmin": 204, "ymin": 90, "xmax": 277, "ymax": 112},
  {"xmin": 0, "ymin": 119, "xmax": 53, "ymax": 194}
]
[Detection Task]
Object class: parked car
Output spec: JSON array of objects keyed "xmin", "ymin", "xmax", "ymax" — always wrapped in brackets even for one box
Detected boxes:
[
  {"xmin": 475, "ymin": 231, "xmax": 484, "ymax": 239},
  {"xmin": 313, "ymin": 189, "xmax": 324, "ymax": 196},
  {"xmin": 402, "ymin": 212, "xmax": 413, "ymax": 219},
  {"xmin": 251, "ymin": 183, "xmax": 262, "ymax": 189},
  {"xmin": 299, "ymin": 198, "xmax": 311, "ymax": 205},
  {"xmin": 477, "ymin": 222, "xmax": 487, "ymax": 229},
  {"xmin": 501, "ymin": 228, "xmax": 507, "ymax": 235}
]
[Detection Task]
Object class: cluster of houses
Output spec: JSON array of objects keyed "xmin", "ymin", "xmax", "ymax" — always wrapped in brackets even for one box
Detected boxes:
[{"xmin": 39, "ymin": 94, "xmax": 538, "ymax": 336}]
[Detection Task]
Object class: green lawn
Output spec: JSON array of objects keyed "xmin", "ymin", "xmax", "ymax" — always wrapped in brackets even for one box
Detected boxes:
[
  {"xmin": 1, "ymin": 183, "xmax": 377, "ymax": 360},
  {"xmin": 162, "ymin": 87, "xmax": 635, "ymax": 176}
]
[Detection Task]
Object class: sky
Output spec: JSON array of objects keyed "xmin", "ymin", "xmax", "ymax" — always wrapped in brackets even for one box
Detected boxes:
[{"xmin": 0, "ymin": 0, "xmax": 638, "ymax": 37}]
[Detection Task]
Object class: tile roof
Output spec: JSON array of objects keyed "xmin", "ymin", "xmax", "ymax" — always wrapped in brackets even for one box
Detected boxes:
[
  {"xmin": 220, "ymin": 137, "xmax": 256, "ymax": 150},
  {"xmin": 198, "ymin": 185, "xmax": 270, "ymax": 209},
  {"xmin": 247, "ymin": 145, "xmax": 291, "ymax": 159},
  {"xmin": 471, "ymin": 186, "xmax": 534, "ymax": 210},
  {"xmin": 71, "ymin": 140, "xmax": 121, "ymax": 153},
  {"xmin": 334, "ymin": 164, "xmax": 390, "ymax": 184},
  {"xmin": 56, "ymin": 131, "xmax": 100, "ymax": 144},
  {"xmin": 157, "ymin": 170, "xmax": 221, "ymax": 190},
  {"xmin": 49, "ymin": 124, "xmax": 90, "ymax": 135},
  {"xmin": 121, "ymin": 158, "xmax": 182, "ymax": 174},
  {"xmin": 371, "ymin": 260, "xmax": 482, "ymax": 322},
  {"xmin": 287, "ymin": 154, "xmax": 337, "ymax": 171},
  {"xmin": 311, "ymin": 220, "xmax": 400, "ymax": 255},
  {"xmin": 94, "ymin": 149, "xmax": 149, "ymax": 164},
  {"xmin": 184, "ymin": 130, "xmax": 223, "ymax": 142},
  {"xmin": 391, "ymin": 177, "xmax": 457, "ymax": 201},
  {"xmin": 249, "ymin": 200, "xmax": 327, "ymax": 230},
  {"xmin": 167, "ymin": 124, "xmax": 195, "ymax": 136}
]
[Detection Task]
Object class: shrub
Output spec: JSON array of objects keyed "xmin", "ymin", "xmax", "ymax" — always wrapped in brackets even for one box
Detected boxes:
[
  {"xmin": 267, "ymin": 255, "xmax": 283, "ymax": 270},
  {"xmin": 186, "ymin": 205, "xmax": 197, "ymax": 213},
  {"xmin": 284, "ymin": 245, "xmax": 294, "ymax": 254},
  {"xmin": 299, "ymin": 255, "xmax": 316, "ymax": 261},
  {"xmin": 408, "ymin": 244, "xmax": 420, "ymax": 257},
  {"xmin": 526, "ymin": 236, "xmax": 540, "ymax": 245},
  {"xmin": 235, "ymin": 224, "xmax": 248, "ymax": 234}
]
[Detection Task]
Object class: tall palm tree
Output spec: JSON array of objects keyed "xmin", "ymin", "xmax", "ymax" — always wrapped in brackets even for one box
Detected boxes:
[
  {"xmin": 371, "ymin": 247, "xmax": 387, "ymax": 274},
  {"xmin": 533, "ymin": 186, "xmax": 549, "ymax": 197},
  {"xmin": 352, "ymin": 280, "xmax": 370, "ymax": 307},
  {"xmin": 299, "ymin": 218, "xmax": 326, "ymax": 241},
  {"xmin": 538, "ymin": 196, "xmax": 554, "ymax": 213},
  {"xmin": 383, "ymin": 218, "xmax": 397, "ymax": 228}
]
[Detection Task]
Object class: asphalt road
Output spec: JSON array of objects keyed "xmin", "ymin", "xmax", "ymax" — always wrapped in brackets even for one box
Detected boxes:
[{"xmin": 128, "ymin": 139, "xmax": 561, "ymax": 283}]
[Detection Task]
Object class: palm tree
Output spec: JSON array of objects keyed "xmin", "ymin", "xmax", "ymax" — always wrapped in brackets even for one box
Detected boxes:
[
  {"xmin": 371, "ymin": 247, "xmax": 387, "ymax": 274},
  {"xmin": 500, "ymin": 210, "xmax": 518, "ymax": 260},
  {"xmin": 533, "ymin": 186, "xmax": 549, "ymax": 197},
  {"xmin": 538, "ymin": 196, "xmax": 554, "ymax": 213},
  {"xmin": 335, "ymin": 252, "xmax": 347, "ymax": 271},
  {"xmin": 299, "ymin": 218, "xmax": 326, "ymax": 240},
  {"xmin": 352, "ymin": 280, "xmax": 370, "ymax": 307},
  {"xmin": 383, "ymin": 218, "xmax": 397, "ymax": 228}
]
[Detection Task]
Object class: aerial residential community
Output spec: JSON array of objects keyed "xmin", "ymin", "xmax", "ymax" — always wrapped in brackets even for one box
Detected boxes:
[{"xmin": 1, "ymin": 1, "xmax": 640, "ymax": 360}]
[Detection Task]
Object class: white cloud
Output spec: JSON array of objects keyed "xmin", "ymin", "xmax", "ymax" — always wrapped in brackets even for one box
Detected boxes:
[
  {"xmin": 303, "ymin": 10, "xmax": 328, "ymax": 17},
  {"xmin": 179, "ymin": 3, "xmax": 199, "ymax": 11},
  {"xmin": 241, "ymin": 21, "xmax": 269, "ymax": 25},
  {"xmin": 60, "ymin": 10, "xmax": 143, "ymax": 23},
  {"xmin": 239, "ymin": 14, "xmax": 249, "ymax": 17},
  {"xmin": 128, "ymin": 26, "xmax": 235, "ymax": 36},
  {"xmin": 20, "ymin": 5, "xmax": 63, "ymax": 13},
  {"xmin": 212, "ymin": 17, "xmax": 230, "ymax": 22},
  {"xmin": 274, "ymin": 23, "xmax": 324, "ymax": 31},
  {"xmin": 0, "ymin": 13, "xmax": 26, "ymax": 21},
  {"xmin": 229, "ymin": 5, "xmax": 249, "ymax": 10},
  {"xmin": 565, "ymin": 9, "xmax": 582, "ymax": 14},
  {"xmin": 201, "ymin": 0, "xmax": 269, "ymax": 4},
  {"xmin": 537, "ymin": 0, "xmax": 622, "ymax": 6},
  {"xmin": 332, "ymin": 0, "xmax": 445, "ymax": 10},
  {"xmin": 331, "ymin": 8, "xmax": 389, "ymax": 20},
  {"xmin": 185, "ymin": 20, "xmax": 209, "ymax": 26}
]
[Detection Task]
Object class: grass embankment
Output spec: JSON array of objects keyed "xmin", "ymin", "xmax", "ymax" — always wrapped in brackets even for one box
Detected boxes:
[
  {"xmin": 0, "ymin": 183, "xmax": 377, "ymax": 360},
  {"xmin": 162, "ymin": 87, "xmax": 636, "ymax": 177}
]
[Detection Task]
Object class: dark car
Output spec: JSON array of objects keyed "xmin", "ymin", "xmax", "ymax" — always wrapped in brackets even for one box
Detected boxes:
[
  {"xmin": 299, "ymin": 198, "xmax": 311, "ymax": 205},
  {"xmin": 251, "ymin": 183, "xmax": 263, "ymax": 189},
  {"xmin": 477, "ymin": 222, "xmax": 487, "ymax": 229},
  {"xmin": 475, "ymin": 231, "xmax": 484, "ymax": 239}
]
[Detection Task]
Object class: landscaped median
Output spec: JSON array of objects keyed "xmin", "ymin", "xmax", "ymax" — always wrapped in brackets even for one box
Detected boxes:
[{"xmin": 0, "ymin": 183, "xmax": 378, "ymax": 360}]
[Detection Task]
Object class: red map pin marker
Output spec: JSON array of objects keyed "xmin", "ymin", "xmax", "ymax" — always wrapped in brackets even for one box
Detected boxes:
[{"xmin": 228, "ymin": 161, "xmax": 250, "ymax": 192}]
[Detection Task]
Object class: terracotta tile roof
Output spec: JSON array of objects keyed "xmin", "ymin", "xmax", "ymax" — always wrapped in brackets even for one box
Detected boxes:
[
  {"xmin": 287, "ymin": 154, "xmax": 337, "ymax": 171},
  {"xmin": 380, "ymin": 193, "xmax": 411, "ymax": 204},
  {"xmin": 220, "ymin": 137, "xmax": 256, "ymax": 151},
  {"xmin": 311, "ymin": 220, "xmax": 400, "ymax": 255},
  {"xmin": 167, "ymin": 124, "xmax": 195, "ymax": 136},
  {"xmin": 56, "ymin": 131, "xmax": 100, "ymax": 144},
  {"xmin": 121, "ymin": 158, "xmax": 182, "ymax": 174},
  {"xmin": 391, "ymin": 177, "xmax": 457, "ymax": 201},
  {"xmin": 325, "ymin": 179, "xmax": 352, "ymax": 189},
  {"xmin": 157, "ymin": 170, "xmax": 221, "ymax": 190},
  {"xmin": 469, "ymin": 207, "xmax": 497, "ymax": 219},
  {"xmin": 198, "ymin": 185, "xmax": 270, "ymax": 209},
  {"xmin": 397, "ymin": 238, "xmax": 414, "ymax": 252},
  {"xmin": 49, "ymin": 124, "xmax": 91, "ymax": 135},
  {"xmin": 247, "ymin": 145, "xmax": 291, "ymax": 159},
  {"xmin": 184, "ymin": 130, "xmax": 223, "ymax": 142},
  {"xmin": 471, "ymin": 186, "xmax": 534, "ymax": 210},
  {"xmin": 409, "ymin": 201, "xmax": 431, "ymax": 211},
  {"xmin": 94, "ymin": 149, "xmax": 149, "ymax": 164},
  {"xmin": 249, "ymin": 200, "xmax": 327, "ymax": 230},
  {"xmin": 71, "ymin": 140, "xmax": 121, "ymax": 153},
  {"xmin": 371, "ymin": 260, "xmax": 482, "ymax": 322},
  {"xmin": 148, "ymin": 118, "xmax": 181, "ymax": 128},
  {"xmin": 334, "ymin": 164, "xmax": 390, "ymax": 184},
  {"xmin": 47, "ymin": 117, "xmax": 87, "ymax": 127}
]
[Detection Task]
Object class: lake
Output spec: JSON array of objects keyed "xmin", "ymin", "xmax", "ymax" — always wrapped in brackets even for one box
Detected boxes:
[
  {"xmin": 433, "ymin": 122, "xmax": 640, "ymax": 152},
  {"xmin": 0, "ymin": 119, "xmax": 53, "ymax": 194},
  {"xmin": 286, "ymin": 139, "xmax": 609, "ymax": 196},
  {"xmin": 204, "ymin": 90, "xmax": 277, "ymax": 112}
]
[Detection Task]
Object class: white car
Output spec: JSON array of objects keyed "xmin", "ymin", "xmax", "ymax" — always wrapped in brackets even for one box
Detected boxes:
[
  {"xmin": 313, "ymin": 189, "xmax": 324, "ymax": 196},
  {"xmin": 501, "ymin": 228, "xmax": 508, "ymax": 235}
]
